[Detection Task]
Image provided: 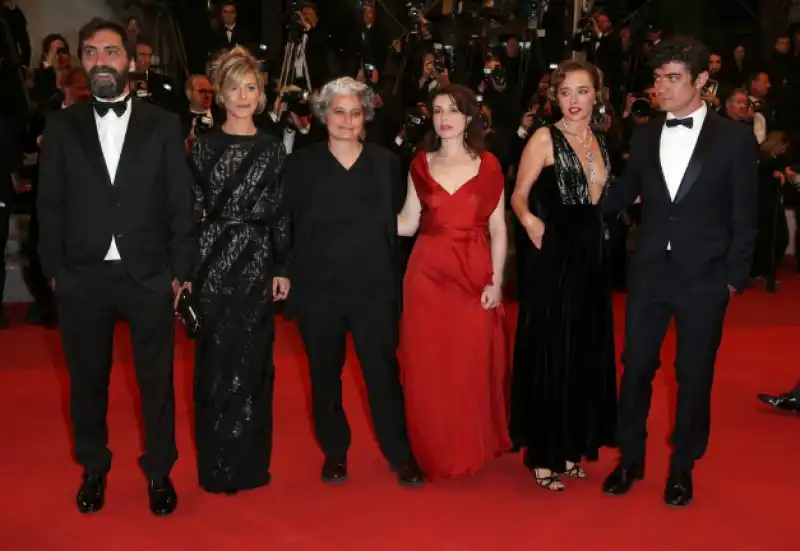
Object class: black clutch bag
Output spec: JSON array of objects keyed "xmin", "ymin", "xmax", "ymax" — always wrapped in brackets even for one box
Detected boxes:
[{"xmin": 175, "ymin": 288, "xmax": 201, "ymax": 338}]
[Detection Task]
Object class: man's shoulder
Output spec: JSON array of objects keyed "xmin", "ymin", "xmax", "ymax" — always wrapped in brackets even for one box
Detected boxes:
[{"xmin": 711, "ymin": 112, "xmax": 752, "ymax": 140}]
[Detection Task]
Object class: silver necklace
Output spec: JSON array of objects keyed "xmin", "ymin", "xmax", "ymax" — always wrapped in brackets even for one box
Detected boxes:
[{"xmin": 560, "ymin": 120, "xmax": 597, "ymax": 186}]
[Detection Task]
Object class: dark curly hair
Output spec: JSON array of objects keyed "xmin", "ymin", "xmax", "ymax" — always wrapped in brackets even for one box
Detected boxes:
[
  {"xmin": 421, "ymin": 84, "xmax": 485, "ymax": 155},
  {"xmin": 648, "ymin": 36, "xmax": 710, "ymax": 81}
]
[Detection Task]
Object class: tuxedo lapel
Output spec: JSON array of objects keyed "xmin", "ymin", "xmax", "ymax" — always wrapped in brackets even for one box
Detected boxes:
[
  {"xmin": 115, "ymin": 101, "xmax": 155, "ymax": 188},
  {"xmin": 74, "ymin": 102, "xmax": 112, "ymax": 188},
  {"xmin": 674, "ymin": 113, "xmax": 718, "ymax": 203},
  {"xmin": 647, "ymin": 122, "xmax": 671, "ymax": 201}
]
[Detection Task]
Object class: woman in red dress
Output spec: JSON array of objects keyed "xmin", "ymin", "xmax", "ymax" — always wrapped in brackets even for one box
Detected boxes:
[{"xmin": 397, "ymin": 85, "xmax": 510, "ymax": 479}]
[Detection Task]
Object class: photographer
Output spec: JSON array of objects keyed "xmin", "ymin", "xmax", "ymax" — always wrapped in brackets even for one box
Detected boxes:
[
  {"xmin": 406, "ymin": 49, "xmax": 449, "ymax": 105},
  {"xmin": 476, "ymin": 56, "xmax": 515, "ymax": 152},
  {"xmin": 31, "ymin": 34, "xmax": 71, "ymax": 109},
  {"xmin": 255, "ymin": 90, "xmax": 315, "ymax": 154},
  {"xmin": 132, "ymin": 37, "xmax": 178, "ymax": 112},
  {"xmin": 572, "ymin": 11, "xmax": 622, "ymax": 108},
  {"xmin": 181, "ymin": 75, "xmax": 216, "ymax": 151}
]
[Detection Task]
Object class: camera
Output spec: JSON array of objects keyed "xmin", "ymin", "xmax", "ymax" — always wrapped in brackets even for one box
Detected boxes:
[
  {"xmin": 363, "ymin": 63, "xmax": 378, "ymax": 86},
  {"xmin": 193, "ymin": 114, "xmax": 214, "ymax": 134},
  {"xmin": 403, "ymin": 107, "xmax": 429, "ymax": 145},
  {"xmin": 630, "ymin": 97, "xmax": 651, "ymax": 118},
  {"xmin": 280, "ymin": 86, "xmax": 311, "ymax": 118},
  {"xmin": 576, "ymin": 12, "xmax": 596, "ymax": 42}
]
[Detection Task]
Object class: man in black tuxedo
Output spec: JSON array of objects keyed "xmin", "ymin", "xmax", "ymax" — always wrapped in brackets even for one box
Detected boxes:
[
  {"xmin": 600, "ymin": 36, "xmax": 758, "ymax": 507},
  {"xmin": 37, "ymin": 19, "xmax": 196, "ymax": 516}
]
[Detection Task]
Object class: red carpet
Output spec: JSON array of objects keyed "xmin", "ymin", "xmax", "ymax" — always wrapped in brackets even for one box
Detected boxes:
[{"xmin": 1, "ymin": 273, "xmax": 798, "ymax": 550}]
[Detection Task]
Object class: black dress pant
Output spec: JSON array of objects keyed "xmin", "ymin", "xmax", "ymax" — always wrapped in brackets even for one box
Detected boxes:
[
  {"xmin": 295, "ymin": 295, "xmax": 412, "ymax": 464},
  {"xmin": 0, "ymin": 204, "xmax": 9, "ymax": 304},
  {"xmin": 56, "ymin": 262, "xmax": 177, "ymax": 479},
  {"xmin": 24, "ymin": 210, "xmax": 56, "ymax": 313},
  {"xmin": 617, "ymin": 252, "xmax": 730, "ymax": 473}
]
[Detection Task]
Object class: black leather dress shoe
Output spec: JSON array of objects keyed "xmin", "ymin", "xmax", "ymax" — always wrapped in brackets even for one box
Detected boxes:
[
  {"xmin": 392, "ymin": 459, "xmax": 425, "ymax": 488},
  {"xmin": 76, "ymin": 474, "xmax": 106, "ymax": 514},
  {"xmin": 602, "ymin": 463, "xmax": 644, "ymax": 495},
  {"xmin": 664, "ymin": 471, "xmax": 693, "ymax": 507},
  {"xmin": 148, "ymin": 477, "xmax": 177, "ymax": 516},
  {"xmin": 321, "ymin": 457, "xmax": 348, "ymax": 484},
  {"xmin": 758, "ymin": 392, "xmax": 800, "ymax": 413}
]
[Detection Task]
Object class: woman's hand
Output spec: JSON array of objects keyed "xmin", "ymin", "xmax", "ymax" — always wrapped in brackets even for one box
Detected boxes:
[
  {"xmin": 272, "ymin": 277, "xmax": 291, "ymax": 301},
  {"xmin": 481, "ymin": 283, "xmax": 502, "ymax": 310},
  {"xmin": 521, "ymin": 212, "xmax": 545, "ymax": 249}
]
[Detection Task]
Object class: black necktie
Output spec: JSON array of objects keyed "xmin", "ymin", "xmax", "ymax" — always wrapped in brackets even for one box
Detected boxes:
[
  {"xmin": 93, "ymin": 98, "xmax": 128, "ymax": 117},
  {"xmin": 666, "ymin": 117, "xmax": 693, "ymax": 129}
]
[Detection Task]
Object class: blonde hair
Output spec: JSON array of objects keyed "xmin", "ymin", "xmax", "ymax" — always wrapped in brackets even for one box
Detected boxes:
[{"xmin": 209, "ymin": 46, "xmax": 266, "ymax": 114}]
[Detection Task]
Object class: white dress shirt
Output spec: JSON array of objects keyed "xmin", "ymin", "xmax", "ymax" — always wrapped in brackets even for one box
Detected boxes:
[
  {"xmin": 660, "ymin": 102, "xmax": 707, "ymax": 249},
  {"xmin": 94, "ymin": 95, "xmax": 132, "ymax": 260}
]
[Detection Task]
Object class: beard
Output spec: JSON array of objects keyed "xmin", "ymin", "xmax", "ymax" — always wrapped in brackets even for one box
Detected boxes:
[{"xmin": 87, "ymin": 65, "xmax": 127, "ymax": 99}]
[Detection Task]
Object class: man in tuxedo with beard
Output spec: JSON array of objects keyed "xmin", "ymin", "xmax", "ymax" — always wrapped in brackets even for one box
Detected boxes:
[
  {"xmin": 37, "ymin": 18, "xmax": 195, "ymax": 515},
  {"xmin": 600, "ymin": 36, "xmax": 758, "ymax": 507}
]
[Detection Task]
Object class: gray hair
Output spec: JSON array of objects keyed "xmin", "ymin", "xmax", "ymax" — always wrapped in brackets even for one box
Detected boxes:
[{"xmin": 311, "ymin": 77, "xmax": 376, "ymax": 122}]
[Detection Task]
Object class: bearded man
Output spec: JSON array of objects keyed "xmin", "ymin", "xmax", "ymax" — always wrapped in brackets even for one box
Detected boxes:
[{"xmin": 36, "ymin": 18, "xmax": 196, "ymax": 516}]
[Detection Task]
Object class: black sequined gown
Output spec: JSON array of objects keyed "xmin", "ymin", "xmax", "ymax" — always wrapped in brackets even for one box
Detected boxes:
[
  {"xmin": 189, "ymin": 130, "xmax": 289, "ymax": 493},
  {"xmin": 509, "ymin": 125, "xmax": 617, "ymax": 472}
]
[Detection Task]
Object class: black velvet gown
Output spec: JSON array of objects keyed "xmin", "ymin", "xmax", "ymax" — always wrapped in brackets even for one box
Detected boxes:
[
  {"xmin": 189, "ymin": 129, "xmax": 289, "ymax": 493},
  {"xmin": 509, "ymin": 125, "xmax": 617, "ymax": 472}
]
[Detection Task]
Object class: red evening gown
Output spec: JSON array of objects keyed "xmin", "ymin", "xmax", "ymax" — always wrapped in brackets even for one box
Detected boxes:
[{"xmin": 400, "ymin": 150, "xmax": 511, "ymax": 479}]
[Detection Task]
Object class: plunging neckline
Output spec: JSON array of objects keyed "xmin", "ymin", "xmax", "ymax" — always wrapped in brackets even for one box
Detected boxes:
[
  {"xmin": 422, "ymin": 151, "xmax": 484, "ymax": 196},
  {"xmin": 552, "ymin": 126, "xmax": 608, "ymax": 204}
]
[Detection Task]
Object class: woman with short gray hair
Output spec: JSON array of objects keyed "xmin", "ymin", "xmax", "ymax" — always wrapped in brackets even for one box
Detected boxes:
[{"xmin": 283, "ymin": 76, "xmax": 424, "ymax": 487}]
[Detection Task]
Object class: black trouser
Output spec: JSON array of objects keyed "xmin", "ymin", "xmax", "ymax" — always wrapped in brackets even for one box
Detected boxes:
[
  {"xmin": 616, "ymin": 253, "xmax": 730, "ymax": 473},
  {"xmin": 295, "ymin": 295, "xmax": 412, "ymax": 464},
  {"xmin": 56, "ymin": 262, "xmax": 177, "ymax": 478},
  {"xmin": 0, "ymin": 205, "xmax": 8, "ymax": 305},
  {"xmin": 24, "ymin": 210, "xmax": 55, "ymax": 311}
]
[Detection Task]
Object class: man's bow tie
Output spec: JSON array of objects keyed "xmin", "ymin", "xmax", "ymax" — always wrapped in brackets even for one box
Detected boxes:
[
  {"xmin": 666, "ymin": 117, "xmax": 693, "ymax": 129},
  {"xmin": 93, "ymin": 98, "xmax": 128, "ymax": 117}
]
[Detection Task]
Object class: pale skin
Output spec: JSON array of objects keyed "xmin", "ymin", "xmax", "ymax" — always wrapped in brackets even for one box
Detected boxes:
[
  {"xmin": 219, "ymin": 71, "xmax": 290, "ymax": 302},
  {"xmin": 511, "ymin": 69, "xmax": 609, "ymax": 489},
  {"xmin": 397, "ymin": 94, "xmax": 506, "ymax": 310}
]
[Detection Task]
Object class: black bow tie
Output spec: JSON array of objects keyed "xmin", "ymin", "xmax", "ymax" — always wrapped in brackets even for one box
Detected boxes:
[
  {"xmin": 93, "ymin": 98, "xmax": 128, "ymax": 117},
  {"xmin": 666, "ymin": 117, "xmax": 693, "ymax": 129}
]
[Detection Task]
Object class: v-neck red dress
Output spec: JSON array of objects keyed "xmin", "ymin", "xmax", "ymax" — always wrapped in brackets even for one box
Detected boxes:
[{"xmin": 400, "ymin": 150, "xmax": 511, "ymax": 479}]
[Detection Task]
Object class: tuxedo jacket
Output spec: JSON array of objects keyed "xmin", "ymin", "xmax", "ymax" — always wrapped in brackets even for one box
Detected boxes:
[
  {"xmin": 602, "ymin": 110, "xmax": 758, "ymax": 292},
  {"xmin": 36, "ymin": 99, "xmax": 196, "ymax": 290}
]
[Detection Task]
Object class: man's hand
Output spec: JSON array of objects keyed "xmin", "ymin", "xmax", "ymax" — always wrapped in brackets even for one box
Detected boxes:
[
  {"xmin": 727, "ymin": 284, "xmax": 736, "ymax": 296},
  {"xmin": 272, "ymin": 277, "xmax": 290, "ymax": 301},
  {"xmin": 172, "ymin": 279, "xmax": 192, "ymax": 309}
]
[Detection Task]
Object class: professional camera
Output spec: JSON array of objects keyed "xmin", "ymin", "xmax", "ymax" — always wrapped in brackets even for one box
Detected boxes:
[
  {"xmin": 193, "ymin": 114, "xmax": 214, "ymax": 134},
  {"xmin": 482, "ymin": 65, "xmax": 506, "ymax": 87},
  {"xmin": 630, "ymin": 96, "xmax": 651, "ymax": 118},
  {"xmin": 363, "ymin": 63, "xmax": 378, "ymax": 87},
  {"xmin": 280, "ymin": 85, "xmax": 311, "ymax": 118},
  {"xmin": 404, "ymin": 107, "xmax": 429, "ymax": 145},
  {"xmin": 129, "ymin": 72, "xmax": 152, "ymax": 101},
  {"xmin": 285, "ymin": 0, "xmax": 306, "ymax": 42},
  {"xmin": 575, "ymin": 12, "xmax": 596, "ymax": 43}
]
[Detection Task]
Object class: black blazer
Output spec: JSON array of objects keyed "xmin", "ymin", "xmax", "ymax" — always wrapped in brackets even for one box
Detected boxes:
[
  {"xmin": 282, "ymin": 141, "xmax": 404, "ymax": 313},
  {"xmin": 602, "ymin": 110, "xmax": 758, "ymax": 292},
  {"xmin": 36, "ymin": 99, "xmax": 197, "ymax": 290}
]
